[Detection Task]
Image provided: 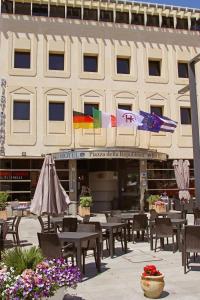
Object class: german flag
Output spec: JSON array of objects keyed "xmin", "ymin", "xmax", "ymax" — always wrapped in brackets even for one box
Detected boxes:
[{"xmin": 73, "ymin": 111, "xmax": 94, "ymax": 129}]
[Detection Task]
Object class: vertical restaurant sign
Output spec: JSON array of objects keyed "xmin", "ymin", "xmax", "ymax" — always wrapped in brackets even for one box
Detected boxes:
[{"xmin": 0, "ymin": 79, "xmax": 6, "ymax": 156}]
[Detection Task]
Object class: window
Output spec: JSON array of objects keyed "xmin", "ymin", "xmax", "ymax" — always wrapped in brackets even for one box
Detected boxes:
[
  {"xmin": 15, "ymin": 3, "xmax": 31, "ymax": 15},
  {"xmin": 1, "ymin": 1, "xmax": 13, "ymax": 14},
  {"xmin": 32, "ymin": 4, "xmax": 48, "ymax": 17},
  {"xmin": 131, "ymin": 13, "xmax": 144, "ymax": 25},
  {"xmin": 13, "ymin": 101, "xmax": 30, "ymax": 120},
  {"xmin": 49, "ymin": 53, "xmax": 64, "ymax": 71},
  {"xmin": 83, "ymin": 55, "xmax": 98, "ymax": 72},
  {"xmin": 67, "ymin": 7, "xmax": 81, "ymax": 19},
  {"xmin": 178, "ymin": 62, "xmax": 188, "ymax": 78},
  {"xmin": 176, "ymin": 18, "xmax": 188, "ymax": 30},
  {"xmin": 116, "ymin": 12, "xmax": 129, "ymax": 24},
  {"xmin": 49, "ymin": 103, "xmax": 65, "ymax": 121},
  {"xmin": 180, "ymin": 107, "xmax": 191, "ymax": 124},
  {"xmin": 148, "ymin": 60, "xmax": 161, "ymax": 76},
  {"xmin": 118, "ymin": 104, "xmax": 132, "ymax": 111},
  {"xmin": 84, "ymin": 103, "xmax": 99, "ymax": 116},
  {"xmin": 146, "ymin": 15, "xmax": 159, "ymax": 27},
  {"xmin": 150, "ymin": 106, "xmax": 163, "ymax": 117},
  {"xmin": 50, "ymin": 5, "xmax": 65, "ymax": 18},
  {"xmin": 161, "ymin": 16, "xmax": 174, "ymax": 28},
  {"xmin": 14, "ymin": 51, "xmax": 30, "ymax": 69},
  {"xmin": 83, "ymin": 8, "xmax": 98, "ymax": 21},
  {"xmin": 117, "ymin": 57, "xmax": 130, "ymax": 74},
  {"xmin": 100, "ymin": 10, "xmax": 113, "ymax": 22},
  {"xmin": 191, "ymin": 19, "xmax": 200, "ymax": 31}
]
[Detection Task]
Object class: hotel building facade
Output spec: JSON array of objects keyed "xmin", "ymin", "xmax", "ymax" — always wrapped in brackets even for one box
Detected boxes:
[{"xmin": 0, "ymin": 0, "xmax": 200, "ymax": 213}]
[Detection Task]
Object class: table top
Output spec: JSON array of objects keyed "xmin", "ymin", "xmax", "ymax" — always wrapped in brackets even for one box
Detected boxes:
[
  {"xmin": 13, "ymin": 205, "xmax": 30, "ymax": 211},
  {"xmin": 101, "ymin": 222, "xmax": 126, "ymax": 229},
  {"xmin": 51, "ymin": 217, "xmax": 65, "ymax": 223},
  {"xmin": 157, "ymin": 211, "xmax": 182, "ymax": 216},
  {"xmin": 58, "ymin": 231, "xmax": 99, "ymax": 242},
  {"xmin": 150, "ymin": 218, "xmax": 186, "ymax": 225}
]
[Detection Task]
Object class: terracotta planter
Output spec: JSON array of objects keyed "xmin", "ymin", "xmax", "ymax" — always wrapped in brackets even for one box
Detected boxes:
[
  {"xmin": 140, "ymin": 274, "xmax": 165, "ymax": 299},
  {"xmin": 0, "ymin": 210, "xmax": 7, "ymax": 220},
  {"xmin": 154, "ymin": 205, "xmax": 166, "ymax": 213},
  {"xmin": 78, "ymin": 206, "xmax": 90, "ymax": 217},
  {"xmin": 149, "ymin": 204, "xmax": 155, "ymax": 210}
]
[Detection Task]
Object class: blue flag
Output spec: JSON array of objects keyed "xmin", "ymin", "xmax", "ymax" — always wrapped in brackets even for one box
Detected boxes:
[{"xmin": 138, "ymin": 111, "xmax": 162, "ymax": 132}]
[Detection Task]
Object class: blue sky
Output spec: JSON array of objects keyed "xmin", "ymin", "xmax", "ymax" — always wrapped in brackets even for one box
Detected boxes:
[{"xmin": 138, "ymin": 0, "xmax": 200, "ymax": 9}]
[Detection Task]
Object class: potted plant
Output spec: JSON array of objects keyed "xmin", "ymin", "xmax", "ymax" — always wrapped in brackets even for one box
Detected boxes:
[
  {"xmin": 0, "ymin": 192, "xmax": 9, "ymax": 220},
  {"xmin": 140, "ymin": 265, "xmax": 165, "ymax": 299},
  {"xmin": 79, "ymin": 196, "xmax": 92, "ymax": 217},
  {"xmin": 154, "ymin": 200, "xmax": 167, "ymax": 213},
  {"xmin": 146, "ymin": 195, "xmax": 160, "ymax": 210},
  {"xmin": 0, "ymin": 247, "xmax": 81, "ymax": 299}
]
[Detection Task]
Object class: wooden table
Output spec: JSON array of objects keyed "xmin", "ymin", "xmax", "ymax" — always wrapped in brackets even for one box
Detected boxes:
[
  {"xmin": 101, "ymin": 222, "xmax": 127, "ymax": 258},
  {"xmin": 58, "ymin": 231, "xmax": 101, "ymax": 274},
  {"xmin": 149, "ymin": 218, "xmax": 187, "ymax": 251}
]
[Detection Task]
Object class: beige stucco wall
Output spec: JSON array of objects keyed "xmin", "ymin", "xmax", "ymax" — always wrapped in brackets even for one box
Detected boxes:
[{"xmin": 1, "ymin": 13, "xmax": 200, "ymax": 159}]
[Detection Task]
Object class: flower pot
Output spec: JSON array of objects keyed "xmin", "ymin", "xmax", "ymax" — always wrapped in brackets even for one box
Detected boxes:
[
  {"xmin": 78, "ymin": 206, "xmax": 90, "ymax": 217},
  {"xmin": 154, "ymin": 205, "xmax": 166, "ymax": 213},
  {"xmin": 140, "ymin": 274, "xmax": 165, "ymax": 299},
  {"xmin": 0, "ymin": 210, "xmax": 7, "ymax": 220},
  {"xmin": 149, "ymin": 204, "xmax": 155, "ymax": 210}
]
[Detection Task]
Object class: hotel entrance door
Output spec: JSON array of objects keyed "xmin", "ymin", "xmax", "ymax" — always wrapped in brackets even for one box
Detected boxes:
[{"xmin": 118, "ymin": 160, "xmax": 140, "ymax": 210}]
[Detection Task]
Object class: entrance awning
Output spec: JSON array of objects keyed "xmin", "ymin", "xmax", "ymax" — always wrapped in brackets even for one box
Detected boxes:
[{"xmin": 52, "ymin": 147, "xmax": 167, "ymax": 161}]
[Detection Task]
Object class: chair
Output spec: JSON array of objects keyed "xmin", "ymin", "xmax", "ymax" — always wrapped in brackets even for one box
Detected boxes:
[
  {"xmin": 149, "ymin": 209, "xmax": 158, "ymax": 221},
  {"xmin": 85, "ymin": 221, "xmax": 109, "ymax": 258},
  {"xmin": 0, "ymin": 222, "xmax": 9, "ymax": 259},
  {"xmin": 173, "ymin": 198, "xmax": 182, "ymax": 211},
  {"xmin": 6, "ymin": 216, "xmax": 21, "ymax": 245},
  {"xmin": 76, "ymin": 223, "xmax": 98, "ymax": 273},
  {"xmin": 106, "ymin": 216, "xmax": 124, "ymax": 251},
  {"xmin": 38, "ymin": 216, "xmax": 55, "ymax": 233},
  {"xmin": 10, "ymin": 200, "xmax": 19, "ymax": 216},
  {"xmin": 62, "ymin": 217, "xmax": 77, "ymax": 232},
  {"xmin": 37, "ymin": 232, "xmax": 76, "ymax": 262},
  {"xmin": 182, "ymin": 225, "xmax": 200, "ymax": 273},
  {"xmin": 154, "ymin": 218, "xmax": 176, "ymax": 253},
  {"xmin": 110, "ymin": 210, "xmax": 121, "ymax": 217},
  {"xmin": 132, "ymin": 214, "xmax": 148, "ymax": 243},
  {"xmin": 195, "ymin": 218, "xmax": 200, "ymax": 225},
  {"xmin": 82, "ymin": 215, "xmax": 90, "ymax": 223},
  {"xmin": 193, "ymin": 208, "xmax": 200, "ymax": 225}
]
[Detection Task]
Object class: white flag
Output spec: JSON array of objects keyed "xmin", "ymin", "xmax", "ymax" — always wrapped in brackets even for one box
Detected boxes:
[{"xmin": 116, "ymin": 109, "xmax": 144, "ymax": 128}]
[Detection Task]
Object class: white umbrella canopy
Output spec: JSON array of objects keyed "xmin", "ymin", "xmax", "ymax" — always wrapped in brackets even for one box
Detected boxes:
[
  {"xmin": 173, "ymin": 159, "xmax": 190, "ymax": 201},
  {"xmin": 30, "ymin": 154, "xmax": 70, "ymax": 216}
]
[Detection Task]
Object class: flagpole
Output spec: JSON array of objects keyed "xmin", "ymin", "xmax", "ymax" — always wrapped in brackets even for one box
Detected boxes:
[
  {"xmin": 115, "ymin": 108, "xmax": 117, "ymax": 147},
  {"xmin": 73, "ymin": 126, "xmax": 76, "ymax": 150},
  {"xmin": 93, "ymin": 126, "xmax": 96, "ymax": 148}
]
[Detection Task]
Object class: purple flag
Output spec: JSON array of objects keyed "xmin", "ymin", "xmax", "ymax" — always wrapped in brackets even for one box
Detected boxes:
[
  {"xmin": 153, "ymin": 113, "xmax": 177, "ymax": 133},
  {"xmin": 138, "ymin": 111, "xmax": 162, "ymax": 132}
]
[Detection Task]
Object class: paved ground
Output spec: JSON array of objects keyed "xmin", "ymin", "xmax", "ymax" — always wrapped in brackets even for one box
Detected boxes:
[{"xmin": 11, "ymin": 214, "xmax": 200, "ymax": 300}]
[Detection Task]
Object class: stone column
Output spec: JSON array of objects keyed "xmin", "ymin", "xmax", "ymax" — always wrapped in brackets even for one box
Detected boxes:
[
  {"xmin": 139, "ymin": 160, "xmax": 147, "ymax": 211},
  {"xmin": 68, "ymin": 160, "xmax": 77, "ymax": 216}
]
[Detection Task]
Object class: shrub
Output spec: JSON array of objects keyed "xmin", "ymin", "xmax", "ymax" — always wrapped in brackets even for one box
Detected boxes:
[
  {"xmin": 0, "ymin": 192, "xmax": 9, "ymax": 210},
  {"xmin": 2, "ymin": 246, "xmax": 44, "ymax": 275},
  {"xmin": 146, "ymin": 195, "xmax": 160, "ymax": 205},
  {"xmin": 79, "ymin": 196, "xmax": 92, "ymax": 208}
]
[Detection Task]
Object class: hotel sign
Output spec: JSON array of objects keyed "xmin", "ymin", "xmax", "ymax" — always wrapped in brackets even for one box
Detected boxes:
[{"xmin": 53, "ymin": 149, "xmax": 167, "ymax": 161}]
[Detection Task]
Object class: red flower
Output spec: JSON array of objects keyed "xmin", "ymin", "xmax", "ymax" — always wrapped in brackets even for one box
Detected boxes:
[{"xmin": 142, "ymin": 265, "xmax": 162, "ymax": 276}]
